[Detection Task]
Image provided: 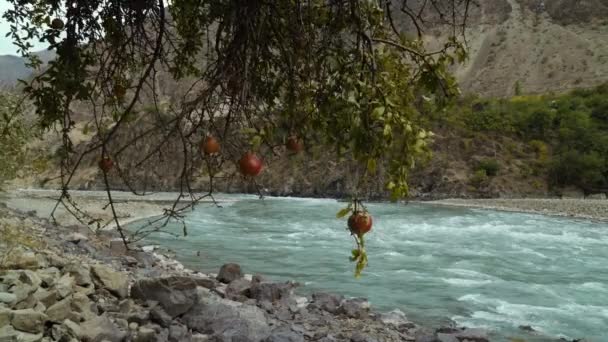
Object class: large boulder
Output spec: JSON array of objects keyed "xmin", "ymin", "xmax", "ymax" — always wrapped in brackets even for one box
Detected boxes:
[
  {"xmin": 250, "ymin": 279, "xmax": 296, "ymax": 304},
  {"xmin": 339, "ymin": 298, "xmax": 370, "ymax": 318},
  {"xmin": 65, "ymin": 263, "xmax": 93, "ymax": 286},
  {"xmin": 45, "ymin": 297, "xmax": 74, "ymax": 322},
  {"xmin": 55, "ymin": 274, "xmax": 75, "ymax": 299},
  {"xmin": 225, "ymin": 278, "xmax": 252, "ymax": 301},
  {"xmin": 216, "ymin": 263, "xmax": 243, "ymax": 284},
  {"xmin": 80, "ymin": 314, "xmax": 127, "ymax": 342},
  {"xmin": 33, "ymin": 288, "xmax": 58, "ymax": 308},
  {"xmin": 91, "ymin": 264, "xmax": 129, "ymax": 299},
  {"xmin": 130, "ymin": 276, "xmax": 199, "ymax": 318},
  {"xmin": 182, "ymin": 295, "xmax": 270, "ymax": 342},
  {"xmin": 11, "ymin": 309, "xmax": 48, "ymax": 334},
  {"xmin": 311, "ymin": 293, "xmax": 343, "ymax": 314}
]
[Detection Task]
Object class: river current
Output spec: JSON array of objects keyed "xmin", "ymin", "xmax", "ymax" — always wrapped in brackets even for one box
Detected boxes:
[{"xmin": 136, "ymin": 195, "xmax": 608, "ymax": 341}]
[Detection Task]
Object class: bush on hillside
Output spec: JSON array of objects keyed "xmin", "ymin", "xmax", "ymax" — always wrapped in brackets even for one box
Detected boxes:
[
  {"xmin": 476, "ymin": 159, "xmax": 500, "ymax": 177},
  {"xmin": 550, "ymin": 151, "xmax": 607, "ymax": 191}
]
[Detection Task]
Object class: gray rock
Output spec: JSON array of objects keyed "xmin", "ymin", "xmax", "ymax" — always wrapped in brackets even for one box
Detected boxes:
[
  {"xmin": 91, "ymin": 265, "xmax": 129, "ymax": 299},
  {"xmin": 317, "ymin": 336, "xmax": 337, "ymax": 342},
  {"xmin": 436, "ymin": 334, "xmax": 457, "ymax": 342},
  {"xmin": 128, "ymin": 310, "xmax": 150, "ymax": 325},
  {"xmin": 192, "ymin": 277, "xmax": 218, "ymax": 290},
  {"xmin": 182, "ymin": 295, "xmax": 270, "ymax": 341},
  {"xmin": 71, "ymin": 292, "xmax": 98, "ymax": 321},
  {"xmin": 37, "ymin": 267, "xmax": 61, "ymax": 287},
  {"xmin": 191, "ymin": 333, "xmax": 210, "ymax": 342},
  {"xmin": 66, "ymin": 233, "xmax": 88, "ymax": 243},
  {"xmin": 0, "ymin": 324, "xmax": 43, "ymax": 342},
  {"xmin": 56, "ymin": 274, "xmax": 75, "ymax": 299},
  {"xmin": 415, "ymin": 335, "xmax": 437, "ymax": 342},
  {"xmin": 0, "ymin": 292, "xmax": 17, "ymax": 305},
  {"xmin": 11, "ymin": 309, "xmax": 48, "ymax": 333},
  {"xmin": 131, "ymin": 276, "xmax": 199, "ymax": 318},
  {"xmin": 63, "ymin": 319, "xmax": 82, "ymax": 338},
  {"xmin": 150, "ymin": 305, "xmax": 173, "ymax": 328},
  {"xmin": 437, "ymin": 328, "xmax": 488, "ymax": 342},
  {"xmin": 217, "ymin": 263, "xmax": 243, "ymax": 284},
  {"xmin": 45, "ymin": 253, "xmax": 66, "ymax": 269},
  {"xmin": 226, "ymin": 278, "xmax": 251, "ymax": 300},
  {"xmin": 80, "ymin": 314, "xmax": 127, "ymax": 342},
  {"xmin": 45, "ymin": 297, "xmax": 73, "ymax": 322},
  {"xmin": 33, "ymin": 288, "xmax": 58, "ymax": 308},
  {"xmin": 118, "ymin": 298, "xmax": 134, "ymax": 313},
  {"xmin": 250, "ymin": 281, "xmax": 296, "ymax": 304},
  {"xmin": 65, "ymin": 263, "xmax": 93, "ymax": 286},
  {"xmin": 264, "ymin": 326, "xmax": 304, "ymax": 342},
  {"xmin": 17, "ymin": 270, "xmax": 42, "ymax": 288},
  {"xmin": 135, "ymin": 326, "xmax": 156, "ymax": 342},
  {"xmin": 351, "ymin": 333, "xmax": 378, "ymax": 342},
  {"xmin": 0, "ymin": 308, "xmax": 12, "ymax": 327},
  {"xmin": 169, "ymin": 324, "xmax": 189, "ymax": 342},
  {"xmin": 311, "ymin": 293, "xmax": 343, "ymax": 314},
  {"xmin": 0, "ymin": 325, "xmax": 19, "ymax": 341},
  {"xmin": 339, "ymin": 298, "xmax": 370, "ymax": 318},
  {"xmin": 122, "ymin": 256, "xmax": 139, "ymax": 267}
]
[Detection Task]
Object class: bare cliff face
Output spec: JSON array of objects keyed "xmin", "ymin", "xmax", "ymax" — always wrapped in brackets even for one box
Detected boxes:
[{"xmin": 449, "ymin": 0, "xmax": 608, "ymax": 97}]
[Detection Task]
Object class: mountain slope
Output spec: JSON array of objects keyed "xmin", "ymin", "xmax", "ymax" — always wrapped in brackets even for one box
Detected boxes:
[
  {"xmin": 0, "ymin": 50, "xmax": 55, "ymax": 87},
  {"xmin": 451, "ymin": 0, "xmax": 608, "ymax": 97}
]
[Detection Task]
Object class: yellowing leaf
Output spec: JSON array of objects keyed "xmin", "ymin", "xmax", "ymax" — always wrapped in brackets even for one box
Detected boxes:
[{"xmin": 336, "ymin": 207, "xmax": 352, "ymax": 218}]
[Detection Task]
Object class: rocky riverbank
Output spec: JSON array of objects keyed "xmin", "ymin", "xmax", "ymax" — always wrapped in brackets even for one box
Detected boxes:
[
  {"xmin": 429, "ymin": 198, "xmax": 608, "ymax": 222},
  {"xmin": 0, "ymin": 203, "xmax": 498, "ymax": 342}
]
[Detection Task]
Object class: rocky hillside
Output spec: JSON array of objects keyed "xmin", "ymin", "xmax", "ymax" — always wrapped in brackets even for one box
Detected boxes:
[{"xmin": 449, "ymin": 0, "xmax": 608, "ymax": 97}]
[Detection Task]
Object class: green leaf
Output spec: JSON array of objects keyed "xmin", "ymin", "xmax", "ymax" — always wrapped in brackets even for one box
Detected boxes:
[
  {"xmin": 371, "ymin": 106, "xmax": 385, "ymax": 119},
  {"xmin": 336, "ymin": 207, "xmax": 352, "ymax": 218},
  {"xmin": 251, "ymin": 135, "xmax": 262, "ymax": 150},
  {"xmin": 367, "ymin": 158, "xmax": 377, "ymax": 174}
]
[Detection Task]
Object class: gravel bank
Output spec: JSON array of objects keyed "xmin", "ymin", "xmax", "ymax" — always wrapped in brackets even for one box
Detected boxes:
[
  {"xmin": 429, "ymin": 198, "xmax": 608, "ymax": 222},
  {"xmin": 0, "ymin": 189, "xmax": 236, "ymax": 229}
]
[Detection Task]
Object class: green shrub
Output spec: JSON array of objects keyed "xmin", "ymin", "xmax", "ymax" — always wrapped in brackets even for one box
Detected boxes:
[
  {"xmin": 529, "ymin": 139, "xmax": 549, "ymax": 163},
  {"xmin": 550, "ymin": 151, "xmax": 607, "ymax": 190},
  {"xmin": 470, "ymin": 169, "xmax": 489, "ymax": 188},
  {"xmin": 477, "ymin": 159, "xmax": 500, "ymax": 177}
]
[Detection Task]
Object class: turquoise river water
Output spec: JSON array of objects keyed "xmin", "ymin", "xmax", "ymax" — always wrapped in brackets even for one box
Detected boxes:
[{"xmin": 136, "ymin": 195, "xmax": 608, "ymax": 342}]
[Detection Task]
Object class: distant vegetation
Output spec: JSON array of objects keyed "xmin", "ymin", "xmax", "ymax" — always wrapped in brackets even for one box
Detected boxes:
[
  {"xmin": 434, "ymin": 83, "xmax": 608, "ymax": 194},
  {"xmin": 0, "ymin": 92, "xmax": 28, "ymax": 187}
]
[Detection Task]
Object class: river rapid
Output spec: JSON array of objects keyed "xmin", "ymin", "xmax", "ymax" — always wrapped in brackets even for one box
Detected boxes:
[{"xmin": 136, "ymin": 195, "xmax": 608, "ymax": 342}]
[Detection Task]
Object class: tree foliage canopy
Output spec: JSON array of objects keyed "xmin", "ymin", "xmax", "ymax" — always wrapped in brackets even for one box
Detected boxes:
[{"xmin": 3, "ymin": 0, "xmax": 472, "ymax": 266}]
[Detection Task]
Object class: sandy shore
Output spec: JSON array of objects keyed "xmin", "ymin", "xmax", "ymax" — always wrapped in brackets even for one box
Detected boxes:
[
  {"xmin": 0, "ymin": 188, "xmax": 236, "ymax": 229},
  {"xmin": 429, "ymin": 198, "xmax": 608, "ymax": 222}
]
